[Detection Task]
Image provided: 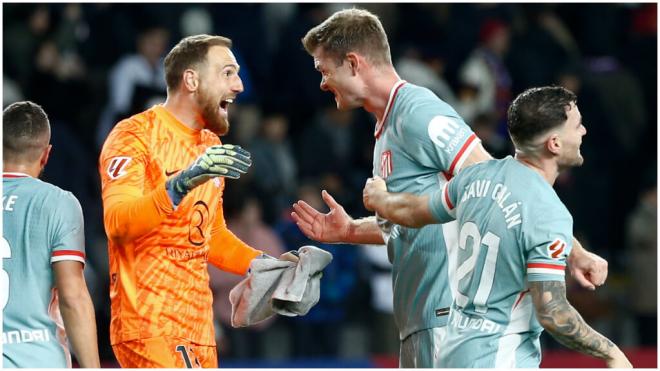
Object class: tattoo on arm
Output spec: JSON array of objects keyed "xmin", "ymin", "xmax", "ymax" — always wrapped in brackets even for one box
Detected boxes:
[{"xmin": 529, "ymin": 281, "xmax": 615, "ymax": 360}]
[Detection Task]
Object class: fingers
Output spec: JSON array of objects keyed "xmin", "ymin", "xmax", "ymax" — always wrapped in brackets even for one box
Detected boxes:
[
  {"xmin": 291, "ymin": 211, "xmax": 315, "ymax": 238},
  {"xmin": 200, "ymin": 144, "xmax": 252, "ymax": 179},
  {"xmin": 219, "ymin": 144, "xmax": 251, "ymax": 158},
  {"xmin": 279, "ymin": 251, "xmax": 300, "ymax": 263},
  {"xmin": 572, "ymin": 270, "xmax": 596, "ymax": 291},
  {"xmin": 208, "ymin": 148, "xmax": 252, "ymax": 168},
  {"xmin": 292, "ymin": 201, "xmax": 318, "ymax": 221},
  {"xmin": 321, "ymin": 190, "xmax": 341, "ymax": 210}
]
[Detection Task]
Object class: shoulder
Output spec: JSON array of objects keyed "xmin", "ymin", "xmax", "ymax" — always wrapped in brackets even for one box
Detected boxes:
[
  {"xmin": 29, "ymin": 180, "xmax": 82, "ymax": 215},
  {"xmin": 452, "ymin": 158, "xmax": 497, "ymax": 188},
  {"xmin": 397, "ymin": 84, "xmax": 467, "ymax": 134},
  {"xmin": 112, "ymin": 108, "xmax": 158, "ymax": 137},
  {"xmin": 101, "ymin": 108, "xmax": 159, "ymax": 154},
  {"xmin": 399, "ymin": 83, "xmax": 461, "ymax": 117},
  {"xmin": 523, "ymin": 179, "xmax": 572, "ymax": 226}
]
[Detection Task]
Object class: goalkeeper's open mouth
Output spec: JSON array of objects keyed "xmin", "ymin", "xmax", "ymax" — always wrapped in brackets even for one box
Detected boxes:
[{"xmin": 219, "ymin": 98, "xmax": 234, "ymax": 117}]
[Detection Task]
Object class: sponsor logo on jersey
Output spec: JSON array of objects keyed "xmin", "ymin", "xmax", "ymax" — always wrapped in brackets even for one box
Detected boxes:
[
  {"xmin": 428, "ymin": 115, "xmax": 468, "ymax": 155},
  {"xmin": 107, "ymin": 157, "xmax": 132, "ymax": 179},
  {"xmin": 547, "ymin": 239, "xmax": 567, "ymax": 259},
  {"xmin": 380, "ymin": 150, "xmax": 393, "ymax": 178}
]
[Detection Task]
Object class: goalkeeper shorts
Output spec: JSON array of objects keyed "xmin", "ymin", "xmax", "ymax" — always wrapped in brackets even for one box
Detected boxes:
[{"xmin": 112, "ymin": 336, "xmax": 217, "ymax": 368}]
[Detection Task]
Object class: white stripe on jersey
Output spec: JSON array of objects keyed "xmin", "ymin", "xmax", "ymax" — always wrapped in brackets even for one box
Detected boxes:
[
  {"xmin": 50, "ymin": 255, "xmax": 85, "ymax": 264},
  {"xmin": 440, "ymin": 183, "xmax": 456, "ymax": 218},
  {"xmin": 452, "ymin": 135, "xmax": 481, "ymax": 175},
  {"xmin": 496, "ymin": 292, "xmax": 535, "ymax": 367},
  {"xmin": 527, "ymin": 267, "xmax": 565, "ymax": 276},
  {"xmin": 495, "ymin": 333, "xmax": 521, "ymax": 368},
  {"xmin": 442, "ymin": 220, "xmax": 460, "ymax": 301}
]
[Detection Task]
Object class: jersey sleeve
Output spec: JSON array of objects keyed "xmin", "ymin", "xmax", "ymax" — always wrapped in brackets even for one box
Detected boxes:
[
  {"xmin": 50, "ymin": 192, "xmax": 86, "ymax": 265},
  {"xmin": 525, "ymin": 206, "xmax": 573, "ymax": 282},
  {"xmin": 207, "ymin": 192, "xmax": 262, "ymax": 275},
  {"xmin": 400, "ymin": 109, "xmax": 480, "ymax": 177},
  {"xmin": 99, "ymin": 119, "xmax": 174, "ymax": 243},
  {"xmin": 428, "ymin": 180, "xmax": 458, "ymax": 223}
]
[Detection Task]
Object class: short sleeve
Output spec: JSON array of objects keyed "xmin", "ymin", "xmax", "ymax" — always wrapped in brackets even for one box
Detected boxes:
[
  {"xmin": 525, "ymin": 207, "xmax": 573, "ymax": 282},
  {"xmin": 50, "ymin": 192, "xmax": 86, "ymax": 265},
  {"xmin": 429, "ymin": 181, "xmax": 457, "ymax": 223},
  {"xmin": 400, "ymin": 111, "xmax": 480, "ymax": 177}
]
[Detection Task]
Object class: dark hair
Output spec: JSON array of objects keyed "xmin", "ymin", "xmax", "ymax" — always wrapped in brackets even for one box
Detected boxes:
[
  {"xmin": 3, "ymin": 101, "xmax": 50, "ymax": 163},
  {"xmin": 302, "ymin": 8, "xmax": 392, "ymax": 66},
  {"xmin": 507, "ymin": 86, "xmax": 577, "ymax": 148},
  {"xmin": 164, "ymin": 34, "xmax": 232, "ymax": 91}
]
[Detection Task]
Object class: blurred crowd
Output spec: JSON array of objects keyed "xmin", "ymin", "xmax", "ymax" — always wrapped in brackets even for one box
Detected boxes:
[{"xmin": 3, "ymin": 3, "xmax": 657, "ymax": 365}]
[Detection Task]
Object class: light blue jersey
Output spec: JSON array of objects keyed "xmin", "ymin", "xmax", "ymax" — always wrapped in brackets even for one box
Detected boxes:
[
  {"xmin": 373, "ymin": 81, "xmax": 479, "ymax": 340},
  {"xmin": 428, "ymin": 157, "xmax": 573, "ymax": 368},
  {"xmin": 2, "ymin": 173, "xmax": 86, "ymax": 368}
]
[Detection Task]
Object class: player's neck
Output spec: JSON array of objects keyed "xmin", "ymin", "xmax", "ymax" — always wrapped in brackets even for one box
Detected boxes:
[
  {"xmin": 363, "ymin": 66, "xmax": 402, "ymax": 122},
  {"xmin": 3, "ymin": 162, "xmax": 40, "ymax": 178},
  {"xmin": 163, "ymin": 95, "xmax": 205, "ymax": 131},
  {"xmin": 514, "ymin": 154, "xmax": 559, "ymax": 185}
]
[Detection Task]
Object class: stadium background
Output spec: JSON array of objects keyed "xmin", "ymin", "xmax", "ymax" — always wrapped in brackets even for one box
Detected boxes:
[{"xmin": 2, "ymin": 3, "xmax": 657, "ymax": 368}]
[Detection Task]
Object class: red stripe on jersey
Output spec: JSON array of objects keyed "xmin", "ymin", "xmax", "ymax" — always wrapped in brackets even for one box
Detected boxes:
[
  {"xmin": 444, "ymin": 185, "xmax": 454, "ymax": 210},
  {"xmin": 513, "ymin": 289, "xmax": 530, "ymax": 310},
  {"xmin": 447, "ymin": 133, "xmax": 477, "ymax": 176},
  {"xmin": 527, "ymin": 262, "xmax": 565, "ymax": 270},
  {"xmin": 375, "ymin": 81, "xmax": 407, "ymax": 139},
  {"xmin": 3, "ymin": 173, "xmax": 29, "ymax": 178},
  {"xmin": 52, "ymin": 250, "xmax": 85, "ymax": 258}
]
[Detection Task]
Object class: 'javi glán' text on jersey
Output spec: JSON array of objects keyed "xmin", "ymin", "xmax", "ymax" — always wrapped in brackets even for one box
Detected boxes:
[
  {"xmin": 2, "ymin": 173, "xmax": 86, "ymax": 368},
  {"xmin": 372, "ymin": 80, "xmax": 480, "ymax": 340},
  {"xmin": 429, "ymin": 157, "xmax": 573, "ymax": 367}
]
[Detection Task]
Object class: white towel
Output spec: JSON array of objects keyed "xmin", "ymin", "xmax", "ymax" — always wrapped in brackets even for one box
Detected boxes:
[{"xmin": 229, "ymin": 245, "xmax": 333, "ymax": 327}]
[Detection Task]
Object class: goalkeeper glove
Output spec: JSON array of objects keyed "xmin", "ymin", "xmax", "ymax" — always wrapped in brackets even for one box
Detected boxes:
[{"xmin": 166, "ymin": 144, "xmax": 251, "ymax": 207}]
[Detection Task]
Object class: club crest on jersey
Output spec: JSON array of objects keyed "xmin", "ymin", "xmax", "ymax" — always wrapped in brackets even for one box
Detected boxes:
[
  {"xmin": 380, "ymin": 150, "xmax": 393, "ymax": 179},
  {"xmin": 547, "ymin": 239, "xmax": 567, "ymax": 259},
  {"xmin": 107, "ymin": 157, "xmax": 131, "ymax": 179}
]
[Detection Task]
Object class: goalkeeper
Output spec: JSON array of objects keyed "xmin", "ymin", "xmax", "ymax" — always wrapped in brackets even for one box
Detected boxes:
[{"xmin": 99, "ymin": 34, "xmax": 296, "ymax": 368}]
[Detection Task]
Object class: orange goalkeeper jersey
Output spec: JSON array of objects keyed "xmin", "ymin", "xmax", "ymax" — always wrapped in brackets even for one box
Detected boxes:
[{"xmin": 99, "ymin": 105, "xmax": 261, "ymax": 346}]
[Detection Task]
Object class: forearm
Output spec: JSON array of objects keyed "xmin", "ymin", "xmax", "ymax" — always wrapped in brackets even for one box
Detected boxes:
[
  {"xmin": 530, "ymin": 281, "xmax": 619, "ymax": 361},
  {"xmin": 103, "ymin": 184, "xmax": 173, "ymax": 243},
  {"xmin": 346, "ymin": 216, "xmax": 386, "ymax": 245},
  {"xmin": 369, "ymin": 192, "xmax": 435, "ymax": 228},
  {"xmin": 59, "ymin": 290, "xmax": 100, "ymax": 367},
  {"xmin": 208, "ymin": 227, "xmax": 262, "ymax": 275}
]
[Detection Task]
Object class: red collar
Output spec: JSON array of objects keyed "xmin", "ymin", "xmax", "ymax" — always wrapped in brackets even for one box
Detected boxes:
[
  {"xmin": 3, "ymin": 172, "xmax": 30, "ymax": 178},
  {"xmin": 374, "ymin": 80, "xmax": 407, "ymax": 139}
]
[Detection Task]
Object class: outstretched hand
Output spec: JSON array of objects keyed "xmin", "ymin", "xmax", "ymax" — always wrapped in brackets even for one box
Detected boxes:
[{"xmin": 291, "ymin": 190, "xmax": 351, "ymax": 243}]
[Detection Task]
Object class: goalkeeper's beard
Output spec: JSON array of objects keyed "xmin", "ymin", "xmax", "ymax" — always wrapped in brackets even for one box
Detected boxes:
[{"xmin": 198, "ymin": 90, "xmax": 229, "ymax": 136}]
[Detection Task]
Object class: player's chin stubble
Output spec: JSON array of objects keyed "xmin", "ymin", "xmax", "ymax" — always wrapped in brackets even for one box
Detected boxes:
[
  {"xmin": 205, "ymin": 109, "xmax": 229, "ymax": 136},
  {"xmin": 200, "ymin": 98, "xmax": 229, "ymax": 136}
]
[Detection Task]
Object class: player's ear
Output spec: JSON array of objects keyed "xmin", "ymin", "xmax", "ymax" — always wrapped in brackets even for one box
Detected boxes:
[
  {"xmin": 346, "ymin": 52, "xmax": 360, "ymax": 75},
  {"xmin": 183, "ymin": 69, "xmax": 199, "ymax": 92},
  {"xmin": 546, "ymin": 133, "xmax": 562, "ymax": 156},
  {"xmin": 40, "ymin": 144, "xmax": 52, "ymax": 168}
]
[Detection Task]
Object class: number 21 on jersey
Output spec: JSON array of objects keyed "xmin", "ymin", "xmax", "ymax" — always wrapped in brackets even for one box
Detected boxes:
[{"xmin": 453, "ymin": 222, "xmax": 500, "ymax": 313}]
